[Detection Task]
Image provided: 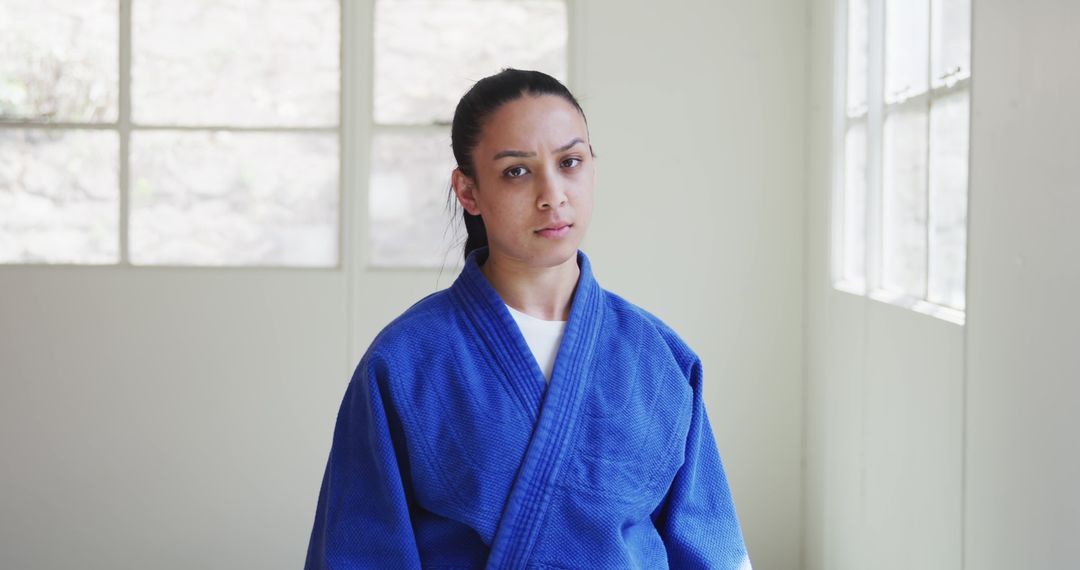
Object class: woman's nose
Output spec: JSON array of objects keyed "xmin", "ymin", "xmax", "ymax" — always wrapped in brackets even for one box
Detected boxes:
[{"xmin": 537, "ymin": 172, "xmax": 568, "ymax": 209}]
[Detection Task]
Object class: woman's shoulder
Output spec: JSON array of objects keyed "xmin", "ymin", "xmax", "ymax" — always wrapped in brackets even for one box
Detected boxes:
[
  {"xmin": 601, "ymin": 288, "xmax": 701, "ymax": 374},
  {"xmin": 362, "ymin": 288, "xmax": 461, "ymax": 363}
]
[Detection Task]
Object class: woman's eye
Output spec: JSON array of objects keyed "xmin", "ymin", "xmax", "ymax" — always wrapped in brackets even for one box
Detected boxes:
[
  {"xmin": 505, "ymin": 166, "xmax": 528, "ymax": 178},
  {"xmin": 561, "ymin": 157, "xmax": 582, "ymax": 168}
]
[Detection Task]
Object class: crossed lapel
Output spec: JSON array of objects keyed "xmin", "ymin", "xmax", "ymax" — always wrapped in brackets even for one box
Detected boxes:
[
  {"xmin": 451, "ymin": 247, "xmax": 606, "ymax": 567},
  {"xmin": 451, "ymin": 247, "xmax": 550, "ymax": 423},
  {"xmin": 451, "ymin": 248, "xmax": 606, "ymax": 569}
]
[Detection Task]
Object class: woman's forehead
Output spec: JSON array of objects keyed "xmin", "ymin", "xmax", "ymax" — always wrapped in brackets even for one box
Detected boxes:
[{"xmin": 480, "ymin": 94, "xmax": 588, "ymax": 150}]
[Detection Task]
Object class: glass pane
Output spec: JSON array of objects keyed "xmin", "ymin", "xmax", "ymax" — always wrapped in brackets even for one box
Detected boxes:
[
  {"xmin": 882, "ymin": 105, "xmax": 928, "ymax": 297},
  {"xmin": 0, "ymin": 0, "xmax": 118, "ymax": 122},
  {"xmin": 846, "ymin": 0, "xmax": 869, "ymax": 116},
  {"xmin": 129, "ymin": 131, "xmax": 338, "ymax": 266},
  {"xmin": 931, "ymin": 0, "xmax": 971, "ymax": 88},
  {"xmin": 885, "ymin": 0, "xmax": 929, "ymax": 103},
  {"xmin": 0, "ymin": 129, "xmax": 119, "ymax": 263},
  {"xmin": 370, "ymin": 131, "xmax": 460, "ymax": 267},
  {"xmin": 132, "ymin": 0, "xmax": 340, "ymax": 127},
  {"xmin": 842, "ymin": 122, "xmax": 868, "ymax": 286},
  {"xmin": 927, "ymin": 90, "xmax": 969, "ymax": 309},
  {"xmin": 375, "ymin": 0, "xmax": 568, "ymax": 125}
]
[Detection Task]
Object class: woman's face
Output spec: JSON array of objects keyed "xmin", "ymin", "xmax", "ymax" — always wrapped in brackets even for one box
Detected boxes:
[{"xmin": 453, "ymin": 94, "xmax": 595, "ymax": 269}]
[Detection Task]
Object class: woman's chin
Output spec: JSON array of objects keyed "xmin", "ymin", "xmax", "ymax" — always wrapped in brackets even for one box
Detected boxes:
[
  {"xmin": 529, "ymin": 240, "xmax": 581, "ymax": 268},
  {"xmin": 488, "ymin": 233, "xmax": 583, "ymax": 269}
]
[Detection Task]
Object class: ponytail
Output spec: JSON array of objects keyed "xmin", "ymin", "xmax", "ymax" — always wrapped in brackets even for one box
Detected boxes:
[{"xmin": 462, "ymin": 211, "xmax": 488, "ymax": 261}]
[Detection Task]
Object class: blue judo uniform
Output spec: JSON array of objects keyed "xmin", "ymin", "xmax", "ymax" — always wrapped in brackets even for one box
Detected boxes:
[{"xmin": 306, "ymin": 247, "xmax": 751, "ymax": 569}]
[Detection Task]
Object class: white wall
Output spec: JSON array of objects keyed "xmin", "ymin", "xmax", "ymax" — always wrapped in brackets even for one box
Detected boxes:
[
  {"xmin": 803, "ymin": 1, "xmax": 1080, "ymax": 569},
  {"xmin": 0, "ymin": 1, "xmax": 807, "ymax": 569},
  {"xmin": 0, "ymin": 269, "xmax": 351, "ymax": 569},
  {"xmin": 575, "ymin": 2, "xmax": 806, "ymax": 568},
  {"xmin": 964, "ymin": 1, "xmax": 1080, "ymax": 567},
  {"xmin": 802, "ymin": 2, "xmax": 964, "ymax": 568}
]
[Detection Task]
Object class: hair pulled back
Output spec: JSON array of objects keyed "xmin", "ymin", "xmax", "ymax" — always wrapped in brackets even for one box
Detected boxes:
[{"xmin": 450, "ymin": 68, "xmax": 589, "ymax": 262}]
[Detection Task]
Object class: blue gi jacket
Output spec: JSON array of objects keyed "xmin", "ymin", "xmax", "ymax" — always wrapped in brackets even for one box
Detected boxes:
[{"xmin": 306, "ymin": 247, "xmax": 751, "ymax": 569}]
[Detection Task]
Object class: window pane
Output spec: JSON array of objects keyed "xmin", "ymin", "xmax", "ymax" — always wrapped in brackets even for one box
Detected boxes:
[
  {"xmin": 927, "ymin": 90, "xmax": 969, "ymax": 309},
  {"xmin": 846, "ymin": 0, "xmax": 869, "ymax": 116},
  {"xmin": 0, "ymin": 129, "xmax": 119, "ymax": 263},
  {"xmin": 885, "ymin": 0, "xmax": 929, "ymax": 103},
  {"xmin": 842, "ymin": 121, "xmax": 867, "ymax": 286},
  {"xmin": 129, "ymin": 131, "xmax": 338, "ymax": 266},
  {"xmin": 931, "ymin": 0, "xmax": 971, "ymax": 88},
  {"xmin": 0, "ymin": 0, "xmax": 118, "ymax": 122},
  {"xmin": 374, "ymin": 0, "xmax": 568, "ymax": 125},
  {"xmin": 882, "ymin": 105, "xmax": 928, "ymax": 297},
  {"xmin": 132, "ymin": 0, "xmax": 340, "ymax": 127},
  {"xmin": 370, "ymin": 131, "xmax": 460, "ymax": 267}
]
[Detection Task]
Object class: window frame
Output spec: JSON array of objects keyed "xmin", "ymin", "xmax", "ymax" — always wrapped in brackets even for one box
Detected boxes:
[
  {"xmin": 364, "ymin": 0, "xmax": 575, "ymax": 270},
  {"xmin": 831, "ymin": 0, "xmax": 970, "ymax": 325},
  {"xmin": 0, "ymin": 0, "xmax": 344, "ymax": 269},
  {"xmin": 1, "ymin": 0, "xmax": 581, "ymax": 271}
]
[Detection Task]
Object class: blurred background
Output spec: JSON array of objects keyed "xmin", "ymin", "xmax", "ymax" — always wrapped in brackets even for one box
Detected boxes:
[{"xmin": 0, "ymin": 0, "xmax": 1077, "ymax": 568}]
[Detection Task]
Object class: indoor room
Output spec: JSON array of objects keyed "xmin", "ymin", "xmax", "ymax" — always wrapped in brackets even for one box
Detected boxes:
[{"xmin": 1, "ymin": 1, "xmax": 1076, "ymax": 568}]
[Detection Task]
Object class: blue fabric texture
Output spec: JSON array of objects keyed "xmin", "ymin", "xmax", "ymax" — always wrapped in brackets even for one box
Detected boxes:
[{"xmin": 306, "ymin": 247, "xmax": 751, "ymax": 569}]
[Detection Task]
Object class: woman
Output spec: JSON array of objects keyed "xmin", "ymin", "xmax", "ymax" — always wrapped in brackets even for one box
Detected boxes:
[{"xmin": 306, "ymin": 68, "xmax": 751, "ymax": 569}]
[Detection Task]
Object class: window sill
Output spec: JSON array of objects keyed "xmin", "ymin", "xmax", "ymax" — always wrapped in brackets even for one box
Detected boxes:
[{"xmin": 831, "ymin": 281, "xmax": 966, "ymax": 326}]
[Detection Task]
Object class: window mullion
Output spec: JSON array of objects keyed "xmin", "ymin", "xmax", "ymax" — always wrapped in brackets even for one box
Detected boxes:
[
  {"xmin": 884, "ymin": 90, "xmax": 930, "ymax": 111},
  {"xmin": 127, "ymin": 124, "xmax": 339, "ymax": 133},
  {"xmin": 866, "ymin": 0, "xmax": 885, "ymax": 293},
  {"xmin": 371, "ymin": 123, "xmax": 456, "ymax": 136},
  {"xmin": 928, "ymin": 75, "xmax": 971, "ymax": 98},
  {"xmin": 118, "ymin": 0, "xmax": 132, "ymax": 266},
  {"xmin": 923, "ymin": 0, "xmax": 933, "ymax": 301},
  {"xmin": 829, "ymin": 0, "xmax": 847, "ymax": 286},
  {"xmin": 337, "ymin": 0, "xmax": 346, "ymax": 272}
]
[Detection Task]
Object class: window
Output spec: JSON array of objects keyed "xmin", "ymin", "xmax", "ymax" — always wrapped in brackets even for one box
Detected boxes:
[
  {"xmin": 1, "ymin": 0, "xmax": 569, "ymax": 269},
  {"xmin": 369, "ymin": 0, "xmax": 568, "ymax": 268},
  {"xmin": 834, "ymin": 0, "xmax": 970, "ymax": 324},
  {"xmin": 0, "ymin": 0, "xmax": 340, "ymax": 267}
]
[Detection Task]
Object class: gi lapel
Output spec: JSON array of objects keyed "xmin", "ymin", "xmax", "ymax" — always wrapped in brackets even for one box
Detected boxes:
[
  {"xmin": 483, "ymin": 249, "xmax": 606, "ymax": 569},
  {"xmin": 451, "ymin": 247, "xmax": 549, "ymax": 423}
]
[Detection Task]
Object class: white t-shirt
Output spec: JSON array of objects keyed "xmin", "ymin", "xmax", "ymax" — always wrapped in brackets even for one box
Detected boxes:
[{"xmin": 504, "ymin": 303, "xmax": 567, "ymax": 383}]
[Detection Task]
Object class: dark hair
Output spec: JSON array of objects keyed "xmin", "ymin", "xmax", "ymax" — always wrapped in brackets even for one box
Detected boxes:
[{"xmin": 450, "ymin": 68, "xmax": 590, "ymax": 261}]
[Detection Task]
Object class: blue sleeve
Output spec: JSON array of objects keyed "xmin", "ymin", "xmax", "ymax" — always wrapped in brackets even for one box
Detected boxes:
[
  {"xmin": 652, "ymin": 360, "xmax": 752, "ymax": 569},
  {"xmin": 305, "ymin": 354, "xmax": 422, "ymax": 569}
]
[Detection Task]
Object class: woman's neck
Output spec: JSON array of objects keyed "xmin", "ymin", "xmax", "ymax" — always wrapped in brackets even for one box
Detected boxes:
[{"xmin": 480, "ymin": 250, "xmax": 580, "ymax": 321}]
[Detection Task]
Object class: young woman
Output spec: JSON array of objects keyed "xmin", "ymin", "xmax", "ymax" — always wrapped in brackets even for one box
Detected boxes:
[{"xmin": 306, "ymin": 69, "xmax": 751, "ymax": 569}]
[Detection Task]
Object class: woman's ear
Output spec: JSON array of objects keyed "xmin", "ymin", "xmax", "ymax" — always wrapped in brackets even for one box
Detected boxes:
[{"xmin": 452, "ymin": 168, "xmax": 482, "ymax": 216}]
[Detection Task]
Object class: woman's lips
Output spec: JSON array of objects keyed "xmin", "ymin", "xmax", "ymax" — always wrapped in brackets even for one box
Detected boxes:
[{"xmin": 536, "ymin": 224, "xmax": 572, "ymax": 239}]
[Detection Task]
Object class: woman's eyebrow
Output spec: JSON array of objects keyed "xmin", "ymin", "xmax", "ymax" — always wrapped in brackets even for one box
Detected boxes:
[{"xmin": 492, "ymin": 137, "xmax": 585, "ymax": 161}]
